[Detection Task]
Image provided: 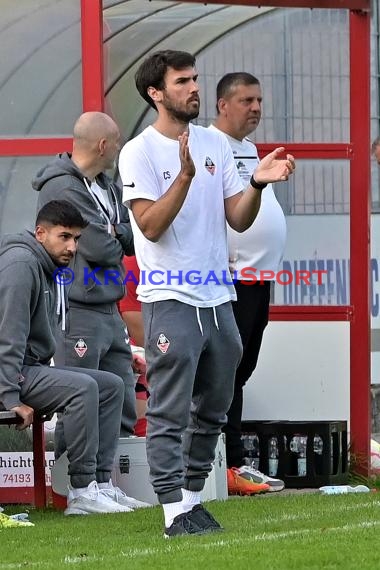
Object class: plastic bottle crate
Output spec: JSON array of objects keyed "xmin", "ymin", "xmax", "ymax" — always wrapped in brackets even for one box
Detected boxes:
[{"xmin": 241, "ymin": 420, "xmax": 348, "ymax": 488}]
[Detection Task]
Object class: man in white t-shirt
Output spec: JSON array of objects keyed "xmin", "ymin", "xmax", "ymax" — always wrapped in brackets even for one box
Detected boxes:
[
  {"xmin": 210, "ymin": 72, "xmax": 287, "ymax": 494},
  {"xmin": 119, "ymin": 50, "xmax": 295, "ymax": 538}
]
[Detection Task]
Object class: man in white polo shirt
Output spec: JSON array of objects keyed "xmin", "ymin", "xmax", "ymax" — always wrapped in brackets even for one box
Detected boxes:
[{"xmin": 210, "ymin": 72, "xmax": 287, "ymax": 495}]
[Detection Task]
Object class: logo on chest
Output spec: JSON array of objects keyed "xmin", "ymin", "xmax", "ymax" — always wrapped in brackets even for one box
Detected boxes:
[{"xmin": 204, "ymin": 156, "xmax": 216, "ymax": 175}]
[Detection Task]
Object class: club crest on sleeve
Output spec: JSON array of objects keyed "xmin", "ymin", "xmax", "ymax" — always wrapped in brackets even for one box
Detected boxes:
[
  {"xmin": 204, "ymin": 156, "xmax": 216, "ymax": 175},
  {"xmin": 157, "ymin": 333, "xmax": 170, "ymax": 354},
  {"xmin": 74, "ymin": 338, "xmax": 88, "ymax": 358}
]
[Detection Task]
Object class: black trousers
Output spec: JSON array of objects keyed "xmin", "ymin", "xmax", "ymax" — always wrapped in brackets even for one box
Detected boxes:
[{"xmin": 223, "ymin": 280, "xmax": 271, "ymax": 468}]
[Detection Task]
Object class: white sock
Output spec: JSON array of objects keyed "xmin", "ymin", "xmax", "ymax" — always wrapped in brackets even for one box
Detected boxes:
[
  {"xmin": 69, "ymin": 484, "xmax": 90, "ymax": 499},
  {"xmin": 162, "ymin": 500, "xmax": 186, "ymax": 528},
  {"xmin": 98, "ymin": 479, "xmax": 112, "ymax": 490},
  {"xmin": 181, "ymin": 489, "xmax": 201, "ymax": 512}
]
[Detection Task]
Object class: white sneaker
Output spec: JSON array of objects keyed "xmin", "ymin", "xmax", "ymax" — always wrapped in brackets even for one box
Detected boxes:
[
  {"xmin": 64, "ymin": 481, "xmax": 134, "ymax": 516},
  {"xmin": 101, "ymin": 482, "xmax": 153, "ymax": 509},
  {"xmin": 238, "ymin": 464, "xmax": 285, "ymax": 492}
]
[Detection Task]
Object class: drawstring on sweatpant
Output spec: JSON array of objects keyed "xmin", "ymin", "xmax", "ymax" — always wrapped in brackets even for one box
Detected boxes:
[
  {"xmin": 195, "ymin": 306, "xmax": 220, "ymax": 335},
  {"xmin": 196, "ymin": 307, "xmax": 203, "ymax": 336},
  {"xmin": 212, "ymin": 306, "xmax": 219, "ymax": 330}
]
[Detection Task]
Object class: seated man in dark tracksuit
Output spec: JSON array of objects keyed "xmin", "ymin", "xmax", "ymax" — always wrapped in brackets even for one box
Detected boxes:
[{"xmin": 0, "ymin": 200, "xmax": 136, "ymax": 515}]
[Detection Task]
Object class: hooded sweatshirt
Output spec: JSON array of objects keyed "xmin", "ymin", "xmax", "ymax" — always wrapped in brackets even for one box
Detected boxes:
[
  {"xmin": 32, "ymin": 152, "xmax": 134, "ymax": 306},
  {"xmin": 0, "ymin": 231, "xmax": 59, "ymax": 409}
]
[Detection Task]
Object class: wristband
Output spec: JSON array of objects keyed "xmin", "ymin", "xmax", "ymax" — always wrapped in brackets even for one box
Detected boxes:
[{"xmin": 250, "ymin": 175, "xmax": 267, "ymax": 191}]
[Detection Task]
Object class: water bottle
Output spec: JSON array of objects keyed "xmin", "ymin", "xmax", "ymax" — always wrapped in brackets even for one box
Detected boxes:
[
  {"xmin": 297, "ymin": 436, "xmax": 307, "ymax": 476},
  {"xmin": 242, "ymin": 434, "xmax": 251, "ymax": 465},
  {"xmin": 314, "ymin": 435, "xmax": 323, "ymax": 454},
  {"xmin": 330, "ymin": 434, "xmax": 335, "ymax": 474},
  {"xmin": 289, "ymin": 435, "xmax": 299, "ymax": 475},
  {"xmin": 251, "ymin": 434, "xmax": 260, "ymax": 469},
  {"xmin": 243, "ymin": 434, "xmax": 260, "ymax": 469},
  {"xmin": 268, "ymin": 436, "xmax": 279, "ymax": 476},
  {"xmin": 319, "ymin": 485, "xmax": 370, "ymax": 495},
  {"xmin": 313, "ymin": 435, "xmax": 323, "ymax": 475}
]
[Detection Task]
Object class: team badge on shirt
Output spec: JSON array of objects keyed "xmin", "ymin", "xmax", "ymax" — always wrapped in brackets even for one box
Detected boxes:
[
  {"xmin": 204, "ymin": 156, "xmax": 216, "ymax": 175},
  {"xmin": 236, "ymin": 159, "xmax": 251, "ymax": 179},
  {"xmin": 74, "ymin": 338, "xmax": 88, "ymax": 358},
  {"xmin": 157, "ymin": 333, "xmax": 170, "ymax": 354}
]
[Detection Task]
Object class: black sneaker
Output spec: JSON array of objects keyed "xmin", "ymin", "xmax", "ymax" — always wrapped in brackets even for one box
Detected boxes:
[
  {"xmin": 190, "ymin": 504, "xmax": 224, "ymax": 532},
  {"xmin": 164, "ymin": 511, "xmax": 208, "ymax": 539}
]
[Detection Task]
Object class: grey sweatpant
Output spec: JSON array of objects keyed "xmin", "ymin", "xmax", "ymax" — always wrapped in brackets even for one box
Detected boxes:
[
  {"xmin": 20, "ymin": 365, "xmax": 124, "ymax": 488},
  {"xmin": 53, "ymin": 303, "xmax": 136, "ymax": 437},
  {"xmin": 142, "ymin": 300, "xmax": 242, "ymax": 504}
]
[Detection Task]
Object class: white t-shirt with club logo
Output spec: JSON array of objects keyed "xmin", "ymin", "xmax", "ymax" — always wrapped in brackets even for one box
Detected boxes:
[{"xmin": 119, "ymin": 123, "xmax": 243, "ymax": 307}]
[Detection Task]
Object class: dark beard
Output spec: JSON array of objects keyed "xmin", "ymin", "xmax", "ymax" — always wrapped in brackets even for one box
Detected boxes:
[
  {"xmin": 163, "ymin": 96, "xmax": 199, "ymax": 123},
  {"xmin": 169, "ymin": 107, "xmax": 199, "ymax": 123}
]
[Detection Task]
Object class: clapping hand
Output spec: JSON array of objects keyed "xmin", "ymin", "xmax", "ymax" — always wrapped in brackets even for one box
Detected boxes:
[
  {"xmin": 254, "ymin": 147, "xmax": 295, "ymax": 184},
  {"xmin": 178, "ymin": 131, "xmax": 196, "ymax": 179}
]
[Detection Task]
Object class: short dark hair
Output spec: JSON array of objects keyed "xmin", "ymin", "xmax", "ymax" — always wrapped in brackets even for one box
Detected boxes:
[
  {"xmin": 216, "ymin": 72, "xmax": 260, "ymax": 114},
  {"xmin": 36, "ymin": 200, "xmax": 88, "ymax": 229},
  {"xmin": 135, "ymin": 50, "xmax": 196, "ymax": 110}
]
